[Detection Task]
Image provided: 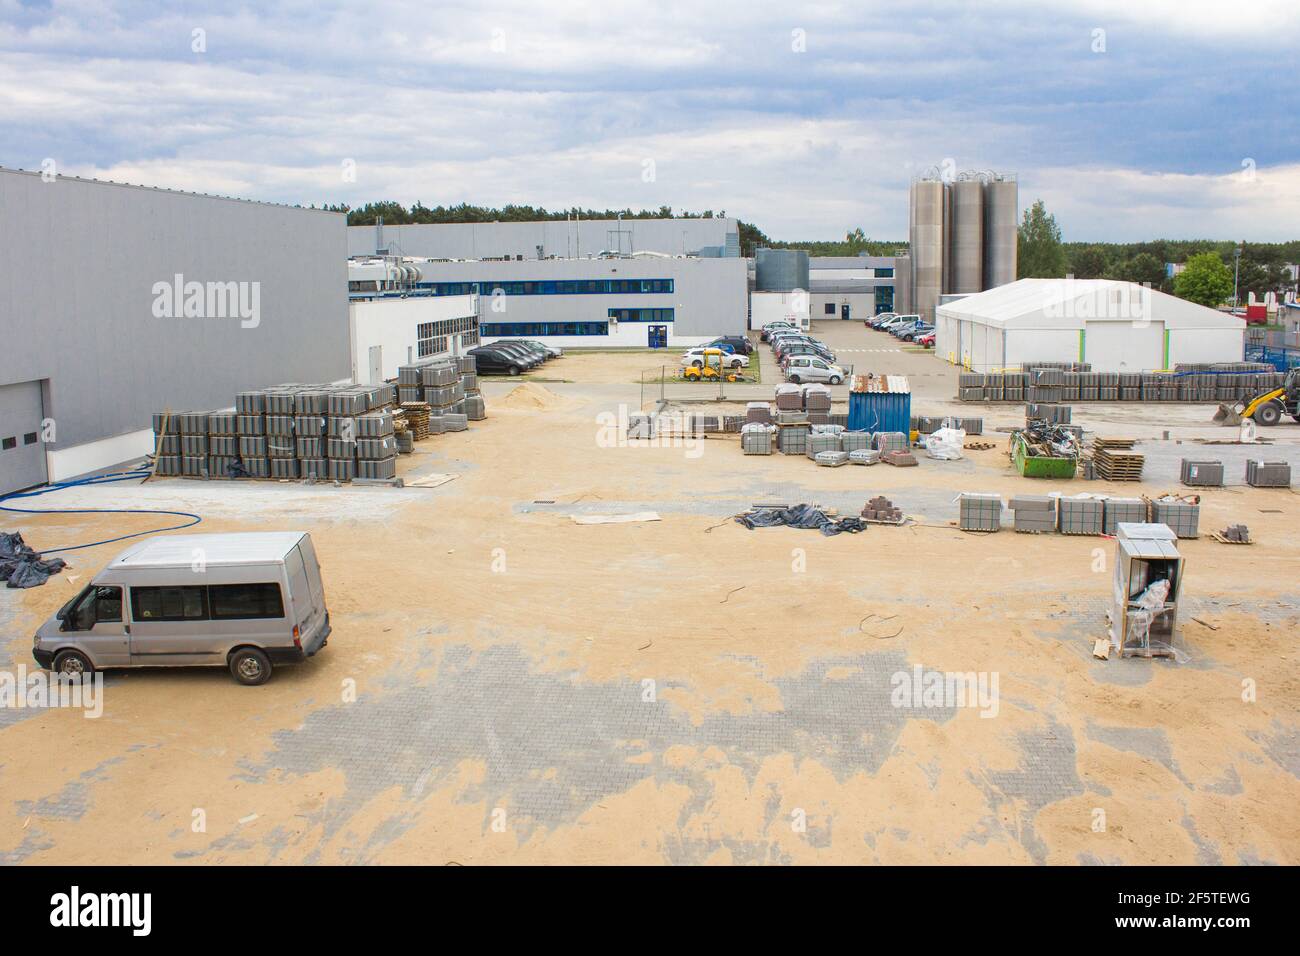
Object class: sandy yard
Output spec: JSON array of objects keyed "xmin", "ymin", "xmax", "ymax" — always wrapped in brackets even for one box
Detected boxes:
[{"xmin": 1, "ymin": 322, "xmax": 1298, "ymax": 865}]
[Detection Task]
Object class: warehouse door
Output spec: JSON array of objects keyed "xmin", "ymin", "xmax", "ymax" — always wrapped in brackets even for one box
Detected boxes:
[
  {"xmin": 0, "ymin": 381, "xmax": 47, "ymax": 495},
  {"xmin": 1086, "ymin": 321, "xmax": 1164, "ymax": 372},
  {"xmin": 368, "ymin": 346, "xmax": 383, "ymax": 384}
]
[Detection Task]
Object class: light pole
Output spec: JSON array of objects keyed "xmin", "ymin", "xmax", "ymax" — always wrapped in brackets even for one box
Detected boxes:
[{"xmin": 1233, "ymin": 243, "xmax": 1243, "ymax": 312}]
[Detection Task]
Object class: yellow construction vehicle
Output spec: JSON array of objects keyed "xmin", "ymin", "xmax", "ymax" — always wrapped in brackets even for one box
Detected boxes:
[
  {"xmin": 682, "ymin": 348, "xmax": 743, "ymax": 383},
  {"xmin": 1213, "ymin": 368, "xmax": 1300, "ymax": 426}
]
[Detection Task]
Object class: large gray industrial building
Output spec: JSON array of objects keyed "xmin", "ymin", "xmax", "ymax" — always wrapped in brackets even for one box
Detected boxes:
[
  {"xmin": 350, "ymin": 216, "xmax": 742, "ymax": 260},
  {"xmin": 0, "ymin": 167, "xmax": 348, "ymax": 494},
  {"xmin": 909, "ymin": 171, "xmax": 1018, "ymax": 321}
]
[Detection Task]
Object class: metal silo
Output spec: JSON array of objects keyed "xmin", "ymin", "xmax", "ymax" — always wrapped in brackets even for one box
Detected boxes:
[
  {"xmin": 950, "ymin": 176, "xmax": 985, "ymax": 294},
  {"xmin": 983, "ymin": 175, "xmax": 1018, "ymax": 289},
  {"xmin": 754, "ymin": 248, "xmax": 810, "ymax": 291},
  {"xmin": 909, "ymin": 178, "xmax": 945, "ymax": 322}
]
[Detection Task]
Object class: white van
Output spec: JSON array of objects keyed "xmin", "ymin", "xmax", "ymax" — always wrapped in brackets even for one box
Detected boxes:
[
  {"xmin": 785, "ymin": 355, "xmax": 847, "ymax": 385},
  {"xmin": 33, "ymin": 532, "xmax": 330, "ymax": 685}
]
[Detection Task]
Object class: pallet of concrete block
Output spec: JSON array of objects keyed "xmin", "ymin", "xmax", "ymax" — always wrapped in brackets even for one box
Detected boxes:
[
  {"xmin": 958, "ymin": 372, "xmax": 984, "ymax": 402},
  {"xmin": 1245, "ymin": 459, "xmax": 1291, "ymax": 488},
  {"xmin": 1102, "ymin": 496, "xmax": 1147, "ymax": 534},
  {"xmin": 958, "ymin": 493, "xmax": 1002, "ymax": 531},
  {"xmin": 776, "ymin": 420, "xmax": 810, "ymax": 455},
  {"xmin": 1009, "ymin": 495, "xmax": 1055, "ymax": 534},
  {"xmin": 873, "ymin": 431, "xmax": 909, "ymax": 454},
  {"xmin": 1180, "ymin": 458, "xmax": 1224, "ymax": 488},
  {"xmin": 815, "ymin": 450, "xmax": 849, "ymax": 467},
  {"xmin": 774, "ymin": 383, "xmax": 803, "ymax": 411},
  {"xmin": 841, "ymin": 430, "xmax": 872, "ymax": 452},
  {"xmin": 741, "ymin": 422, "xmax": 775, "ymax": 455},
  {"xmin": 1026, "ymin": 403, "xmax": 1071, "ymax": 424},
  {"xmin": 745, "ymin": 402, "xmax": 774, "ymax": 425},
  {"xmin": 1057, "ymin": 495, "xmax": 1104, "ymax": 535},
  {"xmin": 802, "ymin": 384, "xmax": 831, "ymax": 412},
  {"xmin": 1145, "ymin": 494, "xmax": 1199, "ymax": 538},
  {"xmin": 848, "ymin": 448, "xmax": 880, "ymax": 466}
]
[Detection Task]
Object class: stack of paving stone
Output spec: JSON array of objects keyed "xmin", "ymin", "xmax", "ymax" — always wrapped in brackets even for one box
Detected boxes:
[
  {"xmin": 958, "ymin": 493, "xmax": 1002, "ymax": 531},
  {"xmin": 775, "ymin": 384, "xmax": 803, "ymax": 411},
  {"xmin": 1009, "ymin": 495, "xmax": 1056, "ymax": 533},
  {"xmin": 420, "ymin": 361, "xmax": 464, "ymax": 417},
  {"xmin": 207, "ymin": 408, "xmax": 239, "ymax": 478},
  {"xmin": 958, "ymin": 372, "xmax": 984, "ymax": 401},
  {"xmin": 169, "ymin": 411, "xmax": 208, "ymax": 478},
  {"xmin": 1102, "ymin": 496, "xmax": 1147, "ymax": 534},
  {"xmin": 806, "ymin": 431, "xmax": 842, "ymax": 460},
  {"xmin": 746, "ymin": 402, "xmax": 774, "ymax": 425},
  {"xmin": 881, "ymin": 449, "xmax": 917, "ymax": 466},
  {"xmin": 458, "ymin": 354, "xmax": 486, "ymax": 421},
  {"xmin": 873, "ymin": 431, "xmax": 910, "ymax": 454},
  {"xmin": 1026, "ymin": 403, "xmax": 1071, "ymax": 424},
  {"xmin": 1220, "ymin": 524, "xmax": 1251, "ymax": 543},
  {"xmin": 803, "ymin": 384, "xmax": 832, "ymax": 424},
  {"xmin": 777, "ymin": 419, "xmax": 810, "ymax": 455},
  {"xmin": 741, "ymin": 422, "xmax": 775, "ymax": 455},
  {"xmin": 151, "ymin": 412, "xmax": 182, "ymax": 476},
  {"xmin": 841, "ymin": 430, "xmax": 873, "ymax": 452},
  {"xmin": 1245, "ymin": 459, "xmax": 1292, "ymax": 487},
  {"xmin": 1180, "ymin": 459, "xmax": 1224, "ymax": 487},
  {"xmin": 815, "ymin": 450, "xmax": 849, "ymax": 467},
  {"xmin": 1148, "ymin": 495, "xmax": 1200, "ymax": 538},
  {"xmin": 848, "ymin": 448, "xmax": 881, "ymax": 465},
  {"xmin": 1057, "ymin": 496, "xmax": 1104, "ymax": 535},
  {"xmin": 861, "ymin": 495, "xmax": 902, "ymax": 522},
  {"xmin": 954, "ymin": 363, "xmax": 1280, "ymax": 405}
]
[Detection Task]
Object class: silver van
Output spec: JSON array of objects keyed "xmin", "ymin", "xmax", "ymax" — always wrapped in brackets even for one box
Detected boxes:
[
  {"xmin": 785, "ymin": 355, "xmax": 847, "ymax": 385},
  {"xmin": 33, "ymin": 532, "xmax": 330, "ymax": 685}
]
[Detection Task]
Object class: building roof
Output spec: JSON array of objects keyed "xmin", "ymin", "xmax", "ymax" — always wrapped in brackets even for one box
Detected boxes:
[
  {"xmin": 936, "ymin": 278, "xmax": 1245, "ymax": 331},
  {"xmin": 109, "ymin": 533, "xmax": 307, "ymax": 569}
]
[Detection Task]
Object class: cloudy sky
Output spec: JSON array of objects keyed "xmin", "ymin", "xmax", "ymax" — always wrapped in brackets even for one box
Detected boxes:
[{"xmin": 2, "ymin": 0, "xmax": 1298, "ymax": 241}]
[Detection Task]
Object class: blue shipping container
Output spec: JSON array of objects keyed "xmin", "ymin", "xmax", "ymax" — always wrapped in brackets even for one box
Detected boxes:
[{"xmin": 848, "ymin": 391, "xmax": 911, "ymax": 434}]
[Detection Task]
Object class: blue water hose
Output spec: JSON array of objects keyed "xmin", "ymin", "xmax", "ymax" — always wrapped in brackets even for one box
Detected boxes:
[{"xmin": 0, "ymin": 470, "xmax": 202, "ymax": 554}]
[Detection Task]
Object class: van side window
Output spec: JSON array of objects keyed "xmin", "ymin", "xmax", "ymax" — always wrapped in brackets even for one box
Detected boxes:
[
  {"xmin": 132, "ymin": 586, "xmax": 208, "ymax": 621},
  {"xmin": 95, "ymin": 587, "xmax": 123, "ymax": 623},
  {"xmin": 209, "ymin": 584, "xmax": 286, "ymax": 620}
]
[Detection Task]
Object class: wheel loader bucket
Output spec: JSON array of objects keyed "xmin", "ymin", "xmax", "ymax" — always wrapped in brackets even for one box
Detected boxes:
[{"xmin": 1212, "ymin": 403, "xmax": 1243, "ymax": 426}]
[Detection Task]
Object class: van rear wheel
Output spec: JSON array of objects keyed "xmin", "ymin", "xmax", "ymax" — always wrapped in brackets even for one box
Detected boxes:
[
  {"xmin": 229, "ymin": 647, "xmax": 272, "ymax": 686},
  {"xmin": 52, "ymin": 650, "xmax": 93, "ymax": 679}
]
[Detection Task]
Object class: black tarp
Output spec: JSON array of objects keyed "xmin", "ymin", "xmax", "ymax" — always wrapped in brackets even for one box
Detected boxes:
[
  {"xmin": 734, "ymin": 504, "xmax": 867, "ymax": 536},
  {"xmin": 0, "ymin": 532, "xmax": 67, "ymax": 589}
]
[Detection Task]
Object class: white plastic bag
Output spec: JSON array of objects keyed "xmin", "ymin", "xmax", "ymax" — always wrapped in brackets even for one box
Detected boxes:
[{"xmin": 924, "ymin": 427, "xmax": 966, "ymax": 460}]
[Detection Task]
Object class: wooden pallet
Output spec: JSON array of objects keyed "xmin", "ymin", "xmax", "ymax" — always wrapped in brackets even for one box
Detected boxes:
[
  {"xmin": 1093, "ymin": 437, "xmax": 1137, "ymax": 449},
  {"xmin": 1092, "ymin": 447, "xmax": 1145, "ymax": 480},
  {"xmin": 1209, "ymin": 531, "xmax": 1253, "ymax": 545}
]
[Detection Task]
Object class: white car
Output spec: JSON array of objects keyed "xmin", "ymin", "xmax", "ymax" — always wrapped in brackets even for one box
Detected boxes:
[
  {"xmin": 680, "ymin": 348, "xmax": 748, "ymax": 369},
  {"xmin": 785, "ymin": 355, "xmax": 846, "ymax": 385}
]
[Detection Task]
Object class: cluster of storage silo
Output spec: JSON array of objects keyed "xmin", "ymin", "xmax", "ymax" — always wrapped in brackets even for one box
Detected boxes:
[{"xmin": 908, "ymin": 169, "xmax": 1018, "ymax": 321}]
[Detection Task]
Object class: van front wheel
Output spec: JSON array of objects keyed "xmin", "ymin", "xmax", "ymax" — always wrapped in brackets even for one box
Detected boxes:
[
  {"xmin": 53, "ymin": 649, "xmax": 94, "ymax": 679},
  {"xmin": 229, "ymin": 647, "xmax": 272, "ymax": 686}
]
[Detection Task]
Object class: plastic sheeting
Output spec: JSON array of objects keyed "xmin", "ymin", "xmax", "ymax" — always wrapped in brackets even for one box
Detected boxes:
[
  {"xmin": 0, "ymin": 532, "xmax": 67, "ymax": 589},
  {"xmin": 923, "ymin": 427, "xmax": 965, "ymax": 460},
  {"xmin": 734, "ymin": 504, "xmax": 867, "ymax": 536}
]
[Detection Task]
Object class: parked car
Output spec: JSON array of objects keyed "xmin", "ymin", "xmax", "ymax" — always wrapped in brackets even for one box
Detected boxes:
[
  {"xmin": 868, "ymin": 312, "xmax": 898, "ymax": 329},
  {"xmin": 497, "ymin": 340, "xmax": 551, "ymax": 362},
  {"xmin": 682, "ymin": 347, "xmax": 748, "ymax": 369},
  {"xmin": 468, "ymin": 345, "xmax": 530, "ymax": 375},
  {"xmin": 779, "ymin": 347, "xmax": 836, "ymax": 371},
  {"xmin": 703, "ymin": 336, "xmax": 755, "ymax": 355},
  {"xmin": 760, "ymin": 322, "xmax": 795, "ymax": 342},
  {"xmin": 916, "ymin": 331, "xmax": 936, "ymax": 348},
  {"xmin": 483, "ymin": 341, "xmax": 542, "ymax": 367},
  {"xmin": 882, "ymin": 314, "xmax": 921, "ymax": 334},
  {"xmin": 775, "ymin": 337, "xmax": 833, "ymax": 362},
  {"xmin": 897, "ymin": 322, "xmax": 934, "ymax": 342},
  {"xmin": 33, "ymin": 532, "xmax": 330, "ymax": 686},
  {"xmin": 511, "ymin": 339, "xmax": 563, "ymax": 359},
  {"xmin": 785, "ymin": 355, "xmax": 847, "ymax": 386}
]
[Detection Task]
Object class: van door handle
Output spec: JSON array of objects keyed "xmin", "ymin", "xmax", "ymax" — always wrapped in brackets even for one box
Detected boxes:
[{"xmin": 124, "ymin": 625, "xmax": 131, "ymax": 635}]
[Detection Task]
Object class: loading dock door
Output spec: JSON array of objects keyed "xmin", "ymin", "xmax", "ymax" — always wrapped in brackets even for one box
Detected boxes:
[{"xmin": 0, "ymin": 381, "xmax": 47, "ymax": 495}]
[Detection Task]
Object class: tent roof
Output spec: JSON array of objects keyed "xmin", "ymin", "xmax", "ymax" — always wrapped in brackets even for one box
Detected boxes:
[{"xmin": 936, "ymin": 279, "xmax": 1245, "ymax": 331}]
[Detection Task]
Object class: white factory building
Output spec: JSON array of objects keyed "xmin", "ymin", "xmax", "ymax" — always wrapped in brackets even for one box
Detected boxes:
[{"xmin": 935, "ymin": 279, "xmax": 1246, "ymax": 372}]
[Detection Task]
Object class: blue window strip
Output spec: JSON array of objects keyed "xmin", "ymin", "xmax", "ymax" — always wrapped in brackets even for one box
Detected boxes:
[
  {"xmin": 415, "ymin": 278, "xmax": 673, "ymax": 296},
  {"xmin": 480, "ymin": 322, "xmax": 610, "ymax": 337},
  {"xmin": 606, "ymin": 308, "xmax": 675, "ymax": 322}
]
